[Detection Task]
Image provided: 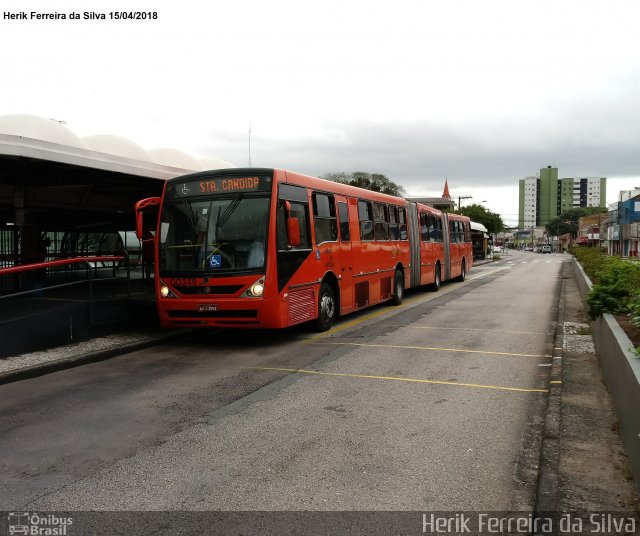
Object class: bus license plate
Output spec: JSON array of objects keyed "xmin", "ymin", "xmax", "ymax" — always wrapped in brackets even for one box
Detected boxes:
[{"xmin": 198, "ymin": 304, "xmax": 218, "ymax": 312}]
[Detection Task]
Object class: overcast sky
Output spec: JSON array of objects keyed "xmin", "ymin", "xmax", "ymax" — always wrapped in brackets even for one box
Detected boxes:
[{"xmin": 3, "ymin": 0, "xmax": 640, "ymax": 226}]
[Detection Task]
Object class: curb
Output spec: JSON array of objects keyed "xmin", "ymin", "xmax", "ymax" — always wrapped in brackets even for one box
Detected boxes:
[
  {"xmin": 0, "ymin": 330, "xmax": 195, "ymax": 385},
  {"xmin": 534, "ymin": 259, "xmax": 566, "ymax": 514}
]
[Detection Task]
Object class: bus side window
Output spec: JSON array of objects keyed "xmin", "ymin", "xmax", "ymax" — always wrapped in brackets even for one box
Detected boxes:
[
  {"xmin": 454, "ymin": 221, "xmax": 461, "ymax": 242},
  {"xmin": 290, "ymin": 202, "xmax": 311, "ymax": 249},
  {"xmin": 358, "ymin": 200, "xmax": 374, "ymax": 241},
  {"xmin": 427, "ymin": 214, "xmax": 435, "ymax": 242},
  {"xmin": 276, "ymin": 204, "xmax": 288, "ymax": 251},
  {"xmin": 389, "ymin": 206, "xmax": 399, "ymax": 240},
  {"xmin": 338, "ymin": 201, "xmax": 350, "ymax": 242},
  {"xmin": 277, "ymin": 201, "xmax": 311, "ymax": 250},
  {"xmin": 312, "ymin": 192, "xmax": 338, "ymax": 245},
  {"xmin": 374, "ymin": 203, "xmax": 389, "ymax": 240},
  {"xmin": 420, "ymin": 213, "xmax": 428, "ymax": 241},
  {"xmin": 398, "ymin": 208, "xmax": 408, "ymax": 240}
]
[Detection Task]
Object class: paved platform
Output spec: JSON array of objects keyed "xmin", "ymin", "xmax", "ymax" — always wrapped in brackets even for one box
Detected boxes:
[{"xmin": 0, "ymin": 326, "xmax": 190, "ymax": 384}]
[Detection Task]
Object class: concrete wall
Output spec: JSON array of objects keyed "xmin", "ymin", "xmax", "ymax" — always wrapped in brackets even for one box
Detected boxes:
[{"xmin": 572, "ymin": 258, "xmax": 640, "ymax": 491}]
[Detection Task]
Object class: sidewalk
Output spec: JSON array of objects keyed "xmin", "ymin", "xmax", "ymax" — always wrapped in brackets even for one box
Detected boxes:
[
  {"xmin": 554, "ymin": 263, "xmax": 640, "ymax": 510},
  {"xmin": 0, "ymin": 326, "xmax": 189, "ymax": 385}
]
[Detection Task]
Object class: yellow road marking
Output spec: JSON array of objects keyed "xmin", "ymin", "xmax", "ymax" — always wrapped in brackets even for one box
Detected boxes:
[
  {"xmin": 306, "ymin": 306, "xmax": 401, "ymax": 340},
  {"xmin": 250, "ymin": 367, "xmax": 549, "ymax": 393},
  {"xmin": 378, "ymin": 325, "xmax": 549, "ymax": 336},
  {"xmin": 313, "ymin": 341, "xmax": 552, "ymax": 359},
  {"xmin": 304, "ymin": 266, "xmax": 510, "ymax": 341}
]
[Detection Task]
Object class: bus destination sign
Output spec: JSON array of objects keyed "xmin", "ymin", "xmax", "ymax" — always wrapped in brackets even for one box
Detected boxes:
[{"xmin": 169, "ymin": 175, "xmax": 271, "ymax": 198}]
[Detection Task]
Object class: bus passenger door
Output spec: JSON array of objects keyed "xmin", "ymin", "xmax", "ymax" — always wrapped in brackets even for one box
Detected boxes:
[{"xmin": 336, "ymin": 197, "xmax": 354, "ymax": 314}]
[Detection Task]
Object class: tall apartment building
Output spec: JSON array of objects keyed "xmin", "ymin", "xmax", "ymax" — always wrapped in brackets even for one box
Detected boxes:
[
  {"xmin": 518, "ymin": 166, "xmax": 606, "ymax": 229},
  {"xmin": 558, "ymin": 176, "xmax": 606, "ymax": 214}
]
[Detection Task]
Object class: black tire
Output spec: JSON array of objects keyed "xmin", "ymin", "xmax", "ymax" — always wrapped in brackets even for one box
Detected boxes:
[
  {"xmin": 314, "ymin": 282, "xmax": 336, "ymax": 332},
  {"xmin": 457, "ymin": 259, "xmax": 466, "ymax": 282},
  {"xmin": 429, "ymin": 263, "xmax": 441, "ymax": 291},
  {"xmin": 391, "ymin": 270, "xmax": 404, "ymax": 305}
]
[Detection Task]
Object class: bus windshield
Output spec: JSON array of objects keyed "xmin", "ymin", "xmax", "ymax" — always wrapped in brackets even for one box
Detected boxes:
[{"xmin": 159, "ymin": 194, "xmax": 270, "ymax": 273}]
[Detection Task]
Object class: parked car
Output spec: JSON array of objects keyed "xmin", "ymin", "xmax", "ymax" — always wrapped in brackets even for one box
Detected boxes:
[
  {"xmin": 493, "ymin": 245, "xmax": 502, "ymax": 254},
  {"xmin": 541, "ymin": 244, "xmax": 553, "ymax": 254}
]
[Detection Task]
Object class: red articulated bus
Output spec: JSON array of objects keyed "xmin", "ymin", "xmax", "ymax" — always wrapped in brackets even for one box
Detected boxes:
[{"xmin": 135, "ymin": 168, "xmax": 472, "ymax": 331}]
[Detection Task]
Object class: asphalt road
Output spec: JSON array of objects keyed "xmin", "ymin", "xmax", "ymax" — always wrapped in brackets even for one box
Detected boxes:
[{"xmin": 0, "ymin": 251, "xmax": 568, "ymax": 513}]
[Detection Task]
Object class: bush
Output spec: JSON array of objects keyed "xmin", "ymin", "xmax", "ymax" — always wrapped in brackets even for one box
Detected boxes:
[
  {"xmin": 585, "ymin": 257, "xmax": 640, "ymax": 320},
  {"xmin": 630, "ymin": 294, "xmax": 640, "ymax": 329},
  {"xmin": 570, "ymin": 247, "xmax": 608, "ymax": 282}
]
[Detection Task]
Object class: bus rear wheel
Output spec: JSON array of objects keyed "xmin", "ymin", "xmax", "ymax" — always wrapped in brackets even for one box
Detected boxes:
[
  {"xmin": 314, "ymin": 282, "xmax": 336, "ymax": 332},
  {"xmin": 391, "ymin": 270, "xmax": 404, "ymax": 305},
  {"xmin": 430, "ymin": 263, "xmax": 441, "ymax": 291},
  {"xmin": 457, "ymin": 259, "xmax": 466, "ymax": 282}
]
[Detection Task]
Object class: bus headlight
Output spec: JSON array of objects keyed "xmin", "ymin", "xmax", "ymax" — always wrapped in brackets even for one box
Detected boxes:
[
  {"xmin": 242, "ymin": 278, "xmax": 265, "ymax": 298},
  {"xmin": 251, "ymin": 283, "xmax": 264, "ymax": 296},
  {"xmin": 159, "ymin": 281, "xmax": 178, "ymax": 298}
]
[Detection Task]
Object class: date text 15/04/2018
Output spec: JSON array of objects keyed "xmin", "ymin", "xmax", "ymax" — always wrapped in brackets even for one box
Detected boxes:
[{"xmin": 82, "ymin": 12, "xmax": 158, "ymax": 20}]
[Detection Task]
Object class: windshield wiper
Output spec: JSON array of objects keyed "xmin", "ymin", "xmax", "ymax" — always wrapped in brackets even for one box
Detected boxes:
[{"xmin": 216, "ymin": 193, "xmax": 244, "ymax": 228}]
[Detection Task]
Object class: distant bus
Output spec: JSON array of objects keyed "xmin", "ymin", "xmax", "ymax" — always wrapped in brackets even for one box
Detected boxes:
[
  {"xmin": 470, "ymin": 221, "xmax": 489, "ymax": 260},
  {"xmin": 135, "ymin": 168, "xmax": 472, "ymax": 331}
]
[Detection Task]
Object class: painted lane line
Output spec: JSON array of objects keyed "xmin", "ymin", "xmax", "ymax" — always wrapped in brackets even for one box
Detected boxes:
[
  {"xmin": 249, "ymin": 367, "xmax": 549, "ymax": 394},
  {"xmin": 378, "ymin": 325, "xmax": 550, "ymax": 336},
  {"xmin": 305, "ymin": 266, "xmax": 512, "ymax": 341},
  {"xmin": 313, "ymin": 341, "xmax": 553, "ymax": 359}
]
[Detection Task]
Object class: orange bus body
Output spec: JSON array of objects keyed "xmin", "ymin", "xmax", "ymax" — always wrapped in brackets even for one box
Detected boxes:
[{"xmin": 135, "ymin": 168, "xmax": 472, "ymax": 330}]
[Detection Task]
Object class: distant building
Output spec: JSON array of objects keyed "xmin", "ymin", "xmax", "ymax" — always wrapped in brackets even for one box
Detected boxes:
[
  {"xmin": 575, "ymin": 212, "xmax": 608, "ymax": 247},
  {"xmin": 406, "ymin": 179, "xmax": 456, "ymax": 211},
  {"xmin": 518, "ymin": 166, "xmax": 606, "ymax": 229},
  {"xmin": 520, "ymin": 176, "xmax": 540, "ymax": 229},
  {"xmin": 559, "ymin": 177, "xmax": 606, "ymax": 214},
  {"xmin": 603, "ymin": 189, "xmax": 640, "ymax": 257}
]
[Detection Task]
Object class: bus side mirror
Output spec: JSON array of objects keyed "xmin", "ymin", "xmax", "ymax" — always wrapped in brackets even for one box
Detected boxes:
[
  {"xmin": 135, "ymin": 211, "xmax": 144, "ymax": 240},
  {"xmin": 134, "ymin": 197, "xmax": 160, "ymax": 240},
  {"xmin": 287, "ymin": 217, "xmax": 301, "ymax": 247}
]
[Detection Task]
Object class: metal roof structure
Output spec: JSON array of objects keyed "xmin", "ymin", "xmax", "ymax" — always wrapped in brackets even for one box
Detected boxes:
[{"xmin": 0, "ymin": 114, "xmax": 235, "ymax": 230}]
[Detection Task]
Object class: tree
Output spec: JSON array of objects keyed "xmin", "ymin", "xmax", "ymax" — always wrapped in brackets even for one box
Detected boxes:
[
  {"xmin": 545, "ymin": 207, "xmax": 606, "ymax": 238},
  {"xmin": 322, "ymin": 172, "xmax": 406, "ymax": 197},
  {"xmin": 452, "ymin": 203, "xmax": 505, "ymax": 234}
]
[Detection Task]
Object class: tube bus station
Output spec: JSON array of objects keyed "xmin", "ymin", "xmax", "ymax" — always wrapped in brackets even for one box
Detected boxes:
[{"xmin": 0, "ymin": 114, "xmax": 232, "ymax": 356}]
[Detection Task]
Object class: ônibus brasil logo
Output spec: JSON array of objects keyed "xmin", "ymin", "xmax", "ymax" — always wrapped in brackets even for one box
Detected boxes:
[{"xmin": 7, "ymin": 512, "xmax": 73, "ymax": 535}]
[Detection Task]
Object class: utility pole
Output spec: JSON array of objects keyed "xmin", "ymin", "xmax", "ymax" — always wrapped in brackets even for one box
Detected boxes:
[{"xmin": 458, "ymin": 195, "xmax": 472, "ymax": 210}]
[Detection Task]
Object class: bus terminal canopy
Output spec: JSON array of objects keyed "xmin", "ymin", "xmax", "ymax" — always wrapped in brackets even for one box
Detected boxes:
[{"xmin": 0, "ymin": 114, "xmax": 234, "ymax": 230}]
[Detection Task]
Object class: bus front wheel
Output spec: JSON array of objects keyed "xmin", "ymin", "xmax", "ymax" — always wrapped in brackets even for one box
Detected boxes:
[{"xmin": 314, "ymin": 282, "xmax": 336, "ymax": 332}]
